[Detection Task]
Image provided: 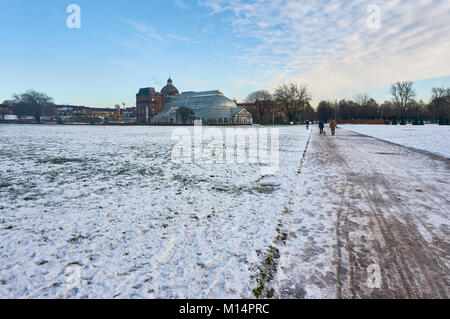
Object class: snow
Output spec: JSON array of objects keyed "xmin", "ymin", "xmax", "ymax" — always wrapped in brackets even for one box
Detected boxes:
[
  {"xmin": 1, "ymin": 124, "xmax": 448, "ymax": 299},
  {"xmin": 0, "ymin": 124, "xmax": 311, "ymax": 298},
  {"xmin": 272, "ymin": 128, "xmax": 450, "ymax": 299},
  {"xmin": 341, "ymin": 124, "xmax": 450, "ymax": 159}
]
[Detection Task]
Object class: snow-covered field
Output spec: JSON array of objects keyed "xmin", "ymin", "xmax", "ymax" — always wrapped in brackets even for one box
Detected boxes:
[
  {"xmin": 341, "ymin": 124, "xmax": 450, "ymax": 158},
  {"xmin": 0, "ymin": 124, "xmax": 310, "ymax": 298}
]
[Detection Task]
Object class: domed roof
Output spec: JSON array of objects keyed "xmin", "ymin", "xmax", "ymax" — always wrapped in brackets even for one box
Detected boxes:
[{"xmin": 161, "ymin": 78, "xmax": 179, "ymax": 95}]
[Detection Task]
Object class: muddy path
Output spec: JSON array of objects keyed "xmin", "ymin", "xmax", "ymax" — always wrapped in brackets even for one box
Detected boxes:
[{"xmin": 272, "ymin": 128, "xmax": 449, "ymax": 299}]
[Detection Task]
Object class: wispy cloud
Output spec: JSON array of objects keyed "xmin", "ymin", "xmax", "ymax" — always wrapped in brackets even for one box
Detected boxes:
[
  {"xmin": 174, "ymin": 0, "xmax": 188, "ymax": 9},
  {"xmin": 121, "ymin": 18, "xmax": 192, "ymax": 44},
  {"xmin": 200, "ymin": 0, "xmax": 450, "ymax": 103},
  {"xmin": 122, "ymin": 18, "xmax": 164, "ymax": 42},
  {"xmin": 167, "ymin": 34, "xmax": 191, "ymax": 42}
]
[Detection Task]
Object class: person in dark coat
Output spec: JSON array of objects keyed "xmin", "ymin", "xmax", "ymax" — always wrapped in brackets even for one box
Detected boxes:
[{"xmin": 319, "ymin": 121, "xmax": 324, "ymax": 134}]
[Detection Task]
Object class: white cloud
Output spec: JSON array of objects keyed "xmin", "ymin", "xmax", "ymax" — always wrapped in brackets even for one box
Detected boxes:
[
  {"xmin": 122, "ymin": 18, "xmax": 191, "ymax": 44},
  {"xmin": 167, "ymin": 34, "xmax": 191, "ymax": 42},
  {"xmin": 200, "ymin": 0, "xmax": 450, "ymax": 104},
  {"xmin": 174, "ymin": 0, "xmax": 188, "ymax": 9},
  {"xmin": 122, "ymin": 18, "xmax": 164, "ymax": 42}
]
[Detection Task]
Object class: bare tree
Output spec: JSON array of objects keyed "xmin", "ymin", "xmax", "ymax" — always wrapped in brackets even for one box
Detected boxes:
[
  {"xmin": 379, "ymin": 101, "xmax": 395, "ymax": 120},
  {"xmin": 176, "ymin": 107, "xmax": 194, "ymax": 124},
  {"xmin": 390, "ymin": 81, "xmax": 416, "ymax": 120},
  {"xmin": 10, "ymin": 96, "xmax": 31, "ymax": 121},
  {"xmin": 274, "ymin": 82, "xmax": 311, "ymax": 123},
  {"xmin": 317, "ymin": 101, "xmax": 334, "ymax": 122},
  {"xmin": 11, "ymin": 90, "xmax": 56, "ymax": 122},
  {"xmin": 355, "ymin": 93, "xmax": 370, "ymax": 109},
  {"xmin": 430, "ymin": 87, "xmax": 447, "ymax": 123},
  {"xmin": 413, "ymin": 99, "xmax": 426, "ymax": 120},
  {"xmin": 246, "ymin": 90, "xmax": 273, "ymax": 124},
  {"xmin": 303, "ymin": 101, "xmax": 316, "ymax": 121}
]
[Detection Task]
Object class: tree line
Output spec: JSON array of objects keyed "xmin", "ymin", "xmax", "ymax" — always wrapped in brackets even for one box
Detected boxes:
[
  {"xmin": 244, "ymin": 81, "xmax": 450, "ymax": 125},
  {"xmin": 243, "ymin": 82, "xmax": 315, "ymax": 125},
  {"xmin": 3, "ymin": 82, "xmax": 450, "ymax": 125}
]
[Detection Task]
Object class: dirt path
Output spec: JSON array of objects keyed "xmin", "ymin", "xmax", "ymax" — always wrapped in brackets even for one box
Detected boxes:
[{"xmin": 272, "ymin": 128, "xmax": 450, "ymax": 299}]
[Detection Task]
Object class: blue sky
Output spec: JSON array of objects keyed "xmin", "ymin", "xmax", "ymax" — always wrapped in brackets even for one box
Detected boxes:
[{"xmin": 1, "ymin": 0, "xmax": 449, "ymax": 108}]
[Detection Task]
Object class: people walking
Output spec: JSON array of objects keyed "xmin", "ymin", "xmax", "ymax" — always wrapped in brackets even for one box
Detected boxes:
[
  {"xmin": 330, "ymin": 120, "xmax": 337, "ymax": 136},
  {"xmin": 319, "ymin": 121, "xmax": 324, "ymax": 134},
  {"xmin": 306, "ymin": 120, "xmax": 310, "ymax": 130}
]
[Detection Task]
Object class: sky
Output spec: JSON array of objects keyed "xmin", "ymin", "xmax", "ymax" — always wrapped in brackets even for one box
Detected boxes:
[{"xmin": 1, "ymin": 0, "xmax": 450, "ymax": 108}]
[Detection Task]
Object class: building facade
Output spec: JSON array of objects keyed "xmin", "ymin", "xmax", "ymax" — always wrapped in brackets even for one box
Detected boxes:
[
  {"xmin": 136, "ymin": 78, "xmax": 179, "ymax": 123},
  {"xmin": 136, "ymin": 87, "xmax": 163, "ymax": 123}
]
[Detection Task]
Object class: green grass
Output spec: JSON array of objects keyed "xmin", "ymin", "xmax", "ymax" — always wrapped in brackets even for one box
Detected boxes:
[
  {"xmin": 252, "ymin": 207, "xmax": 291, "ymax": 298},
  {"xmin": 253, "ymin": 245, "xmax": 280, "ymax": 298}
]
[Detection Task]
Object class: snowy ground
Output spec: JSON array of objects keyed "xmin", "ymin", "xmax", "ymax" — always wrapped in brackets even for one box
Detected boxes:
[
  {"xmin": 0, "ymin": 124, "xmax": 310, "ymax": 298},
  {"xmin": 271, "ymin": 128, "xmax": 449, "ymax": 298},
  {"xmin": 1, "ymin": 124, "xmax": 449, "ymax": 299},
  {"xmin": 341, "ymin": 124, "xmax": 450, "ymax": 158}
]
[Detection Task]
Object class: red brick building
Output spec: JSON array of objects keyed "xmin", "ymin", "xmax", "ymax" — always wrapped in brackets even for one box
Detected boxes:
[
  {"xmin": 136, "ymin": 87, "xmax": 163, "ymax": 123},
  {"xmin": 136, "ymin": 78, "xmax": 179, "ymax": 123}
]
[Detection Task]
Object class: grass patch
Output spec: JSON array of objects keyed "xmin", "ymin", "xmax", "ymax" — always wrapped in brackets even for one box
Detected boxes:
[
  {"xmin": 253, "ymin": 246, "xmax": 280, "ymax": 298},
  {"xmin": 172, "ymin": 174, "xmax": 191, "ymax": 186},
  {"xmin": 254, "ymin": 183, "xmax": 280, "ymax": 194},
  {"xmin": 115, "ymin": 168, "xmax": 129, "ymax": 176},
  {"xmin": 68, "ymin": 235, "xmax": 89, "ymax": 243},
  {"xmin": 39, "ymin": 157, "xmax": 83, "ymax": 165},
  {"xmin": 252, "ymin": 207, "xmax": 291, "ymax": 298}
]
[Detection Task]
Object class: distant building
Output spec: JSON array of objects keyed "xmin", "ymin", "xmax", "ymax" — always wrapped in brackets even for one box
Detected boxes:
[
  {"xmin": 56, "ymin": 105, "xmax": 123, "ymax": 119},
  {"xmin": 0, "ymin": 104, "xmax": 12, "ymax": 120},
  {"xmin": 138, "ymin": 78, "xmax": 252, "ymax": 125},
  {"xmin": 89, "ymin": 108, "xmax": 117, "ymax": 118},
  {"xmin": 57, "ymin": 106, "xmax": 74, "ymax": 117},
  {"xmin": 123, "ymin": 107, "xmax": 136, "ymax": 118},
  {"xmin": 0, "ymin": 104, "xmax": 12, "ymax": 113}
]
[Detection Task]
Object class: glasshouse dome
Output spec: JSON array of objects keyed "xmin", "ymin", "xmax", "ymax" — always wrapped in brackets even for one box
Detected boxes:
[{"xmin": 152, "ymin": 90, "xmax": 252, "ymax": 125}]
